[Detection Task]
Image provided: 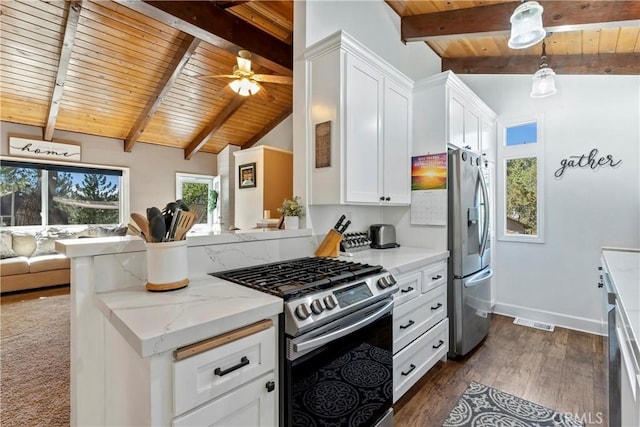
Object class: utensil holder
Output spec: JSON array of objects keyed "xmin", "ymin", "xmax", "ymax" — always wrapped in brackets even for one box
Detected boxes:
[
  {"xmin": 145, "ymin": 240, "xmax": 189, "ymax": 292},
  {"xmin": 314, "ymin": 229, "xmax": 342, "ymax": 257}
]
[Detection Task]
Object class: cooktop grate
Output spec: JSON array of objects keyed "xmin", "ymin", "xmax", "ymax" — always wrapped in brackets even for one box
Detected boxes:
[{"xmin": 210, "ymin": 257, "xmax": 383, "ymax": 299}]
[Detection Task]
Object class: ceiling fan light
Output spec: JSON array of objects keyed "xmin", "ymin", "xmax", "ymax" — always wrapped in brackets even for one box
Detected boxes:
[
  {"xmin": 229, "ymin": 79, "xmax": 242, "ymax": 93},
  {"xmin": 248, "ymin": 80, "xmax": 261, "ymax": 95},
  {"xmin": 508, "ymin": 1, "xmax": 545, "ymax": 49},
  {"xmin": 230, "ymin": 78, "xmax": 257, "ymax": 97},
  {"xmin": 530, "ymin": 67, "xmax": 557, "ymax": 98}
]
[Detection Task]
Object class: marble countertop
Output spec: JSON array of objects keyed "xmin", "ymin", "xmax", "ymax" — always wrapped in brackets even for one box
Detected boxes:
[
  {"xmin": 95, "ymin": 274, "xmax": 282, "ymax": 357},
  {"xmin": 342, "ymin": 247, "xmax": 449, "ymax": 276},
  {"xmin": 602, "ymin": 248, "xmax": 640, "ymax": 362}
]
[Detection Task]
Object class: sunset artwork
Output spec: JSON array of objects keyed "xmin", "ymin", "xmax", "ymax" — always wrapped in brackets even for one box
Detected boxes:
[{"xmin": 412, "ymin": 153, "xmax": 447, "ymax": 190}]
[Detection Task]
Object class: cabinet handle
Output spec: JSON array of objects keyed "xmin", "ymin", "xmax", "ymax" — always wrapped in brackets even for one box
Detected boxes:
[
  {"xmin": 431, "ymin": 302, "xmax": 442, "ymax": 310},
  {"xmin": 598, "ymin": 282, "xmax": 604, "ymax": 288},
  {"xmin": 401, "ymin": 364, "xmax": 416, "ymax": 376},
  {"xmin": 432, "ymin": 340, "xmax": 445, "ymax": 349},
  {"xmin": 401, "ymin": 286, "xmax": 414, "ymax": 293},
  {"xmin": 432, "ymin": 274, "xmax": 442, "ymax": 280},
  {"xmin": 400, "ymin": 320, "xmax": 415, "ymax": 330},
  {"xmin": 385, "ymin": 196, "xmax": 390, "ymax": 202},
  {"xmin": 379, "ymin": 196, "xmax": 385, "ymax": 201},
  {"xmin": 214, "ymin": 356, "xmax": 250, "ymax": 377},
  {"xmin": 265, "ymin": 381, "xmax": 275, "ymax": 393}
]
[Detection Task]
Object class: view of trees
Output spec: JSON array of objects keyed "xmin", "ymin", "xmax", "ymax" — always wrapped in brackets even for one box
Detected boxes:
[
  {"xmin": 180, "ymin": 182, "xmax": 209, "ymax": 224},
  {"xmin": 505, "ymin": 157, "xmax": 537, "ymax": 235},
  {"xmin": 0, "ymin": 165, "xmax": 120, "ymax": 226}
]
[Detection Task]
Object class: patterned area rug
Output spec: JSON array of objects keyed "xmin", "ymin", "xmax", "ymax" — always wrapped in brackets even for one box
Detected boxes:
[{"xmin": 443, "ymin": 382, "xmax": 584, "ymax": 427}]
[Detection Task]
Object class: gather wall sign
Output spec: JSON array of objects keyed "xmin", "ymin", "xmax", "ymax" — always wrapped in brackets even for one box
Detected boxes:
[{"xmin": 554, "ymin": 148, "xmax": 622, "ymax": 178}]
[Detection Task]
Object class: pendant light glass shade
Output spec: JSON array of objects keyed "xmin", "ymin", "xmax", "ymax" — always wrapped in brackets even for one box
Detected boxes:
[
  {"xmin": 530, "ymin": 40, "xmax": 557, "ymax": 98},
  {"xmin": 229, "ymin": 77, "xmax": 261, "ymax": 96},
  {"xmin": 508, "ymin": 1, "xmax": 545, "ymax": 49},
  {"xmin": 530, "ymin": 68, "xmax": 557, "ymax": 98}
]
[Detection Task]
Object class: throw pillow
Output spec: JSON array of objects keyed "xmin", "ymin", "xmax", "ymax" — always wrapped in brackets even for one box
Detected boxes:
[
  {"xmin": 11, "ymin": 232, "xmax": 37, "ymax": 257},
  {"xmin": 0, "ymin": 231, "xmax": 17, "ymax": 259},
  {"xmin": 32, "ymin": 235, "xmax": 58, "ymax": 257}
]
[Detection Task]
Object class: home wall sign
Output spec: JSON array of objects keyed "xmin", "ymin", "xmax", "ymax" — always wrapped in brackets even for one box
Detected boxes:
[
  {"xmin": 9, "ymin": 137, "xmax": 81, "ymax": 161},
  {"xmin": 554, "ymin": 148, "xmax": 622, "ymax": 178}
]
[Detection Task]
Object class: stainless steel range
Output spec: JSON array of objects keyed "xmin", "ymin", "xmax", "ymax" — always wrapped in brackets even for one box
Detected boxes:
[{"xmin": 211, "ymin": 257, "xmax": 398, "ymax": 427}]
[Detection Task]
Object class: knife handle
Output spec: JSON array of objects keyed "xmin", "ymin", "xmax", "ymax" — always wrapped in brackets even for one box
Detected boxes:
[
  {"xmin": 334, "ymin": 214, "xmax": 346, "ymax": 230},
  {"xmin": 338, "ymin": 220, "xmax": 351, "ymax": 234}
]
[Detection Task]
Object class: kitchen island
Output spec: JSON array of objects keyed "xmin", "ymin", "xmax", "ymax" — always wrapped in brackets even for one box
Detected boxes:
[
  {"xmin": 601, "ymin": 248, "xmax": 640, "ymax": 426},
  {"xmin": 57, "ymin": 230, "xmax": 448, "ymax": 426}
]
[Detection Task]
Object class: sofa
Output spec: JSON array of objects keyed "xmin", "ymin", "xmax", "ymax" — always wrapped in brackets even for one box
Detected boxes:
[{"xmin": 0, "ymin": 225, "xmax": 127, "ymax": 293}]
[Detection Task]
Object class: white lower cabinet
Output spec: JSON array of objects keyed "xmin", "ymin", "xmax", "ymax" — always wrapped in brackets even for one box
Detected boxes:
[
  {"xmin": 173, "ymin": 324, "xmax": 277, "ymax": 426},
  {"xmin": 392, "ymin": 260, "xmax": 449, "ymax": 402}
]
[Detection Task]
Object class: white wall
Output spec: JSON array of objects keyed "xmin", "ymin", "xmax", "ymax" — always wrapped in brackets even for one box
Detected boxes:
[
  {"xmin": 1, "ymin": 122, "xmax": 217, "ymax": 218},
  {"xmin": 460, "ymin": 74, "xmax": 640, "ymax": 334},
  {"xmin": 254, "ymin": 115, "xmax": 293, "ymax": 151},
  {"xmin": 293, "ymin": 0, "xmax": 441, "ymax": 238}
]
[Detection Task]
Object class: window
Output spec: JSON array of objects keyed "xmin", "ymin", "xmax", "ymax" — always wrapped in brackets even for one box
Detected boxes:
[
  {"xmin": 176, "ymin": 173, "xmax": 219, "ymax": 232},
  {"xmin": 497, "ymin": 116, "xmax": 545, "ymax": 243},
  {"xmin": 0, "ymin": 159, "xmax": 129, "ymax": 227}
]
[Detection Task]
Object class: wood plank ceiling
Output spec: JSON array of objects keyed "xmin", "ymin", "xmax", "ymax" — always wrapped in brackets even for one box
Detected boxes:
[{"xmin": 1, "ymin": 1, "xmax": 637, "ymax": 158}]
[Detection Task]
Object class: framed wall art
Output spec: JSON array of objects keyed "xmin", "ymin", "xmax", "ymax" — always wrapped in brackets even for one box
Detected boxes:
[{"xmin": 238, "ymin": 162, "xmax": 257, "ymax": 189}]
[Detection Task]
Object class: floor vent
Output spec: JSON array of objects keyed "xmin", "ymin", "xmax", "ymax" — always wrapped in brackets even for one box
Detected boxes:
[{"xmin": 513, "ymin": 317, "xmax": 555, "ymax": 332}]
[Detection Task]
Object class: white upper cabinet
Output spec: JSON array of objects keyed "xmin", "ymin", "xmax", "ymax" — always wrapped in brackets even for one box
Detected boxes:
[
  {"xmin": 305, "ymin": 31, "xmax": 413, "ymax": 206},
  {"xmin": 414, "ymin": 71, "xmax": 496, "ymax": 162}
]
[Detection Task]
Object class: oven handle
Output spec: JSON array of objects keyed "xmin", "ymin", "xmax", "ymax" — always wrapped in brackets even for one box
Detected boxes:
[{"xmin": 293, "ymin": 300, "xmax": 393, "ymax": 353}]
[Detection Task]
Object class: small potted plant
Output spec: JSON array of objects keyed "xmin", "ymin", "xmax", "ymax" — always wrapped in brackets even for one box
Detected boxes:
[{"xmin": 278, "ymin": 196, "xmax": 304, "ymax": 229}]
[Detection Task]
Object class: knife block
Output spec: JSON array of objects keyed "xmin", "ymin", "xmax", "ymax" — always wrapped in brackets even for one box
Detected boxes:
[{"xmin": 315, "ymin": 229, "xmax": 342, "ymax": 257}]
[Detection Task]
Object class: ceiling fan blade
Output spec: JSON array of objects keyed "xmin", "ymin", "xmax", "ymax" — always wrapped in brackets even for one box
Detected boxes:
[
  {"xmin": 252, "ymin": 74, "xmax": 293, "ymax": 85},
  {"xmin": 197, "ymin": 74, "xmax": 238, "ymax": 79},
  {"xmin": 237, "ymin": 50, "xmax": 252, "ymax": 73}
]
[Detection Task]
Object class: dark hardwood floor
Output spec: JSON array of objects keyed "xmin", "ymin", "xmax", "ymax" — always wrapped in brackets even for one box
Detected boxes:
[
  {"xmin": 394, "ymin": 314, "xmax": 607, "ymax": 427},
  {"xmin": 0, "ymin": 284, "xmax": 70, "ymax": 304}
]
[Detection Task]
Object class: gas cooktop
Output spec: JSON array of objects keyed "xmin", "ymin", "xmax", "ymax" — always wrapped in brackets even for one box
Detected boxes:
[{"xmin": 210, "ymin": 257, "xmax": 383, "ymax": 299}]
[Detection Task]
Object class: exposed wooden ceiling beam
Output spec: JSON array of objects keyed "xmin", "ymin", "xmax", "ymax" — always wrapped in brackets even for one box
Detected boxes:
[
  {"xmin": 443, "ymin": 53, "xmax": 640, "ymax": 75},
  {"xmin": 43, "ymin": 1, "xmax": 82, "ymax": 141},
  {"xmin": 241, "ymin": 107, "xmax": 292, "ymax": 149},
  {"xmin": 124, "ymin": 35, "xmax": 200, "ymax": 152},
  {"xmin": 402, "ymin": 1, "xmax": 640, "ymax": 41},
  {"xmin": 211, "ymin": 1, "xmax": 251, "ymax": 9},
  {"xmin": 113, "ymin": 0, "xmax": 292, "ymax": 76},
  {"xmin": 184, "ymin": 96, "xmax": 247, "ymax": 160}
]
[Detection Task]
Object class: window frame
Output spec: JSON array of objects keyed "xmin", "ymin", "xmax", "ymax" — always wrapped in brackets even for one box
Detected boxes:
[
  {"xmin": 1, "ymin": 156, "xmax": 130, "ymax": 228},
  {"xmin": 175, "ymin": 173, "xmax": 219, "ymax": 232},
  {"xmin": 496, "ymin": 115, "xmax": 545, "ymax": 243}
]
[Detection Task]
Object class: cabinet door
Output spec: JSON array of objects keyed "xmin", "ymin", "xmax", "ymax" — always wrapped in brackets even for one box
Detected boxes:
[
  {"xmin": 173, "ymin": 373, "xmax": 276, "ymax": 427},
  {"xmin": 344, "ymin": 54, "xmax": 384, "ymax": 204},
  {"xmin": 383, "ymin": 79, "xmax": 411, "ymax": 205},
  {"xmin": 481, "ymin": 119, "xmax": 496, "ymax": 163},
  {"xmin": 448, "ymin": 89, "xmax": 465, "ymax": 148},
  {"xmin": 465, "ymin": 108, "xmax": 481, "ymax": 152}
]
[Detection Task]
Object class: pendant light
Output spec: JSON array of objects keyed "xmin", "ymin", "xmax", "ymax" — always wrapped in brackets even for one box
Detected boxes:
[
  {"xmin": 508, "ymin": 1, "xmax": 545, "ymax": 49},
  {"xmin": 530, "ymin": 40, "xmax": 557, "ymax": 98}
]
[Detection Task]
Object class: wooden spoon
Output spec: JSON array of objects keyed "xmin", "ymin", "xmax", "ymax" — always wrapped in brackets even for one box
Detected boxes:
[
  {"xmin": 127, "ymin": 223, "xmax": 145, "ymax": 240},
  {"xmin": 174, "ymin": 211, "xmax": 197, "ymax": 241},
  {"xmin": 131, "ymin": 213, "xmax": 151, "ymax": 242}
]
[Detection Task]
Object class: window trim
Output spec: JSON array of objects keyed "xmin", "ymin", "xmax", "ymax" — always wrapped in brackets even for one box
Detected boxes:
[
  {"xmin": 1, "ymin": 155, "xmax": 130, "ymax": 227},
  {"xmin": 496, "ymin": 115, "xmax": 545, "ymax": 243}
]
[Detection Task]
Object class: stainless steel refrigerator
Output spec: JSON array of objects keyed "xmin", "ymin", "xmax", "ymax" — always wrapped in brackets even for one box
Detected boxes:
[{"xmin": 447, "ymin": 148, "xmax": 493, "ymax": 358}]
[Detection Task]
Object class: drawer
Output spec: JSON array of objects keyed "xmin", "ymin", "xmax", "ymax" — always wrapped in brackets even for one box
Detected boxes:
[
  {"xmin": 393, "ymin": 284, "xmax": 446, "ymax": 354},
  {"xmin": 422, "ymin": 261, "xmax": 447, "ymax": 293},
  {"xmin": 173, "ymin": 326, "xmax": 276, "ymax": 416},
  {"xmin": 173, "ymin": 372, "xmax": 276, "ymax": 427},
  {"xmin": 393, "ymin": 271, "xmax": 422, "ymax": 307},
  {"xmin": 393, "ymin": 318, "xmax": 448, "ymax": 403}
]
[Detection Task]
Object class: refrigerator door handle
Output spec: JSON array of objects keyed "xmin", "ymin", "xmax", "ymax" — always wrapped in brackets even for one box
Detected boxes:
[
  {"xmin": 478, "ymin": 167, "xmax": 490, "ymax": 259},
  {"xmin": 464, "ymin": 267, "xmax": 493, "ymax": 288}
]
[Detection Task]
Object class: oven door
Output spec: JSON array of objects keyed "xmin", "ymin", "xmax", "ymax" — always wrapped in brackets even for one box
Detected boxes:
[{"xmin": 285, "ymin": 298, "xmax": 393, "ymax": 427}]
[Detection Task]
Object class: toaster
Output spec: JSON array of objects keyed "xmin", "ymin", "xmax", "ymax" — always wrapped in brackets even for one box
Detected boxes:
[{"xmin": 369, "ymin": 224, "xmax": 400, "ymax": 249}]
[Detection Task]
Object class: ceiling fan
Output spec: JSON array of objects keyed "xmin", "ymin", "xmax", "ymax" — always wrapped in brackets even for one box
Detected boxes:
[{"xmin": 201, "ymin": 50, "xmax": 292, "ymax": 97}]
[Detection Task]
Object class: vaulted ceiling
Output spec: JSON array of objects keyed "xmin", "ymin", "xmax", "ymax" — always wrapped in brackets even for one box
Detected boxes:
[{"xmin": 1, "ymin": 1, "xmax": 637, "ymax": 158}]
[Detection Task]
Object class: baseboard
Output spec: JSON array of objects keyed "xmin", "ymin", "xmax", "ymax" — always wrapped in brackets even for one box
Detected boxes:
[{"xmin": 492, "ymin": 302, "xmax": 605, "ymax": 336}]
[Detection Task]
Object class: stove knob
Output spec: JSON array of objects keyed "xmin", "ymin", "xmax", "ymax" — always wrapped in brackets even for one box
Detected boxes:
[
  {"xmin": 294, "ymin": 303, "xmax": 312, "ymax": 320},
  {"xmin": 310, "ymin": 299, "xmax": 324, "ymax": 315},
  {"xmin": 377, "ymin": 275, "xmax": 397, "ymax": 289},
  {"xmin": 324, "ymin": 295, "xmax": 337, "ymax": 310}
]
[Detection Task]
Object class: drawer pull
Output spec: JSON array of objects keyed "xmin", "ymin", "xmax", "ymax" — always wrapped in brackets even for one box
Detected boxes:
[
  {"xmin": 431, "ymin": 303, "xmax": 443, "ymax": 310},
  {"xmin": 401, "ymin": 364, "xmax": 416, "ymax": 376},
  {"xmin": 431, "ymin": 274, "xmax": 442, "ymax": 280},
  {"xmin": 266, "ymin": 381, "xmax": 275, "ymax": 393},
  {"xmin": 214, "ymin": 356, "xmax": 250, "ymax": 377},
  {"xmin": 401, "ymin": 286, "xmax": 414, "ymax": 293},
  {"xmin": 400, "ymin": 320, "xmax": 415, "ymax": 330},
  {"xmin": 432, "ymin": 340, "xmax": 445, "ymax": 349}
]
